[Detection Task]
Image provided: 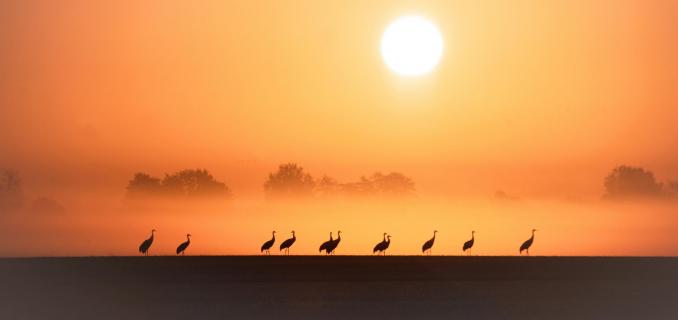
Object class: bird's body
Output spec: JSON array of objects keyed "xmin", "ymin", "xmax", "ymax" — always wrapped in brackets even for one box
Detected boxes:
[
  {"xmin": 463, "ymin": 231, "xmax": 475, "ymax": 255},
  {"xmin": 422, "ymin": 230, "xmax": 437, "ymax": 255},
  {"xmin": 138, "ymin": 229, "xmax": 155, "ymax": 255},
  {"xmin": 373, "ymin": 233, "xmax": 388, "ymax": 254},
  {"xmin": 325, "ymin": 230, "xmax": 341, "ymax": 255},
  {"xmin": 520, "ymin": 229, "xmax": 537, "ymax": 255},
  {"xmin": 261, "ymin": 231, "xmax": 276, "ymax": 255},
  {"xmin": 319, "ymin": 232, "xmax": 333, "ymax": 254},
  {"xmin": 373, "ymin": 234, "xmax": 391, "ymax": 255},
  {"xmin": 279, "ymin": 231, "xmax": 296, "ymax": 255},
  {"xmin": 176, "ymin": 234, "xmax": 191, "ymax": 255}
]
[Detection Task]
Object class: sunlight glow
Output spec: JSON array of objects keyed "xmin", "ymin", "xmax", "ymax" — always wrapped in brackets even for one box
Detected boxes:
[{"xmin": 381, "ymin": 16, "xmax": 444, "ymax": 76}]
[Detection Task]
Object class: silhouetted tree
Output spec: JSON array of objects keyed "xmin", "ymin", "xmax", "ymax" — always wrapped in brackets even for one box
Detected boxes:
[
  {"xmin": 341, "ymin": 176, "xmax": 376, "ymax": 197},
  {"xmin": 603, "ymin": 166, "xmax": 663, "ymax": 199},
  {"xmin": 0, "ymin": 170, "xmax": 24, "ymax": 210},
  {"xmin": 369, "ymin": 172, "xmax": 415, "ymax": 197},
  {"xmin": 161, "ymin": 169, "xmax": 229, "ymax": 197},
  {"xmin": 126, "ymin": 173, "xmax": 162, "ymax": 197},
  {"xmin": 339, "ymin": 173, "xmax": 415, "ymax": 198},
  {"xmin": 264, "ymin": 163, "xmax": 315, "ymax": 198},
  {"xmin": 125, "ymin": 169, "xmax": 231, "ymax": 199},
  {"xmin": 315, "ymin": 175, "xmax": 341, "ymax": 197}
]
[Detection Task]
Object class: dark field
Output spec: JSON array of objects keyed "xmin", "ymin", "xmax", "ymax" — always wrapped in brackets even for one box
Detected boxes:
[{"xmin": 1, "ymin": 256, "xmax": 677, "ymax": 319}]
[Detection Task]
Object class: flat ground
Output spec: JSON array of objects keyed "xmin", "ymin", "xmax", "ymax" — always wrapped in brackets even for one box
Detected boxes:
[{"xmin": 1, "ymin": 256, "xmax": 677, "ymax": 319}]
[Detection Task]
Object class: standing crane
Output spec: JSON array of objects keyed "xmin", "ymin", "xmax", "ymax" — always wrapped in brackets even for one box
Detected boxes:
[
  {"xmin": 138, "ymin": 229, "xmax": 156, "ymax": 255},
  {"xmin": 326, "ymin": 230, "xmax": 341, "ymax": 255},
  {"xmin": 421, "ymin": 230, "xmax": 437, "ymax": 255},
  {"xmin": 260, "ymin": 231, "xmax": 276, "ymax": 255},
  {"xmin": 519, "ymin": 229, "xmax": 537, "ymax": 255},
  {"xmin": 319, "ymin": 232, "xmax": 333, "ymax": 254},
  {"xmin": 176, "ymin": 234, "xmax": 191, "ymax": 255},
  {"xmin": 462, "ymin": 231, "xmax": 475, "ymax": 255},
  {"xmin": 373, "ymin": 233, "xmax": 387, "ymax": 254},
  {"xmin": 373, "ymin": 234, "xmax": 391, "ymax": 255},
  {"xmin": 279, "ymin": 231, "xmax": 296, "ymax": 255}
]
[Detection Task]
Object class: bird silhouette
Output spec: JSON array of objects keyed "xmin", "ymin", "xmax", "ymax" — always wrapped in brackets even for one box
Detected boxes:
[
  {"xmin": 373, "ymin": 234, "xmax": 391, "ymax": 255},
  {"xmin": 462, "ymin": 231, "xmax": 475, "ymax": 255},
  {"xmin": 279, "ymin": 231, "xmax": 296, "ymax": 255},
  {"xmin": 319, "ymin": 232, "xmax": 333, "ymax": 254},
  {"xmin": 421, "ymin": 230, "xmax": 437, "ymax": 255},
  {"xmin": 520, "ymin": 229, "xmax": 537, "ymax": 255},
  {"xmin": 260, "ymin": 231, "xmax": 276, "ymax": 255},
  {"xmin": 138, "ymin": 229, "xmax": 156, "ymax": 255},
  {"xmin": 373, "ymin": 232, "xmax": 387, "ymax": 254},
  {"xmin": 176, "ymin": 234, "xmax": 191, "ymax": 255},
  {"xmin": 325, "ymin": 230, "xmax": 341, "ymax": 255}
]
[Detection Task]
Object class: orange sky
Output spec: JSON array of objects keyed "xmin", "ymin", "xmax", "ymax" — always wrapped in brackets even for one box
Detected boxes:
[{"xmin": 1, "ymin": 1, "xmax": 678, "ymax": 256}]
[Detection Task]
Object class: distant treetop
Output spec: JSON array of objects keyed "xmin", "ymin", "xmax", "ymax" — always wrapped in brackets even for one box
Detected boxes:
[
  {"xmin": 126, "ymin": 169, "xmax": 231, "ymax": 199},
  {"xmin": 264, "ymin": 163, "xmax": 415, "ymax": 199},
  {"xmin": 603, "ymin": 165, "xmax": 664, "ymax": 200}
]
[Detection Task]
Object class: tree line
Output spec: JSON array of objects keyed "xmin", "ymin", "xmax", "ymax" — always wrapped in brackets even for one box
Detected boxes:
[
  {"xmin": 263, "ymin": 163, "xmax": 416, "ymax": 199},
  {"xmin": 0, "ymin": 170, "xmax": 65, "ymax": 213},
  {"xmin": 3, "ymin": 164, "xmax": 678, "ymax": 212}
]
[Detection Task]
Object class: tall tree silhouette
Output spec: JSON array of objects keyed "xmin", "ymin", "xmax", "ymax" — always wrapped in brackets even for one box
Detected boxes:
[
  {"xmin": 264, "ymin": 163, "xmax": 315, "ymax": 198},
  {"xmin": 603, "ymin": 166, "xmax": 663, "ymax": 199}
]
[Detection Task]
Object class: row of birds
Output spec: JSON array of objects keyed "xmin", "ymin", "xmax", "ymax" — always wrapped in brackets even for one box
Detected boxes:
[{"xmin": 139, "ymin": 229, "xmax": 538, "ymax": 256}]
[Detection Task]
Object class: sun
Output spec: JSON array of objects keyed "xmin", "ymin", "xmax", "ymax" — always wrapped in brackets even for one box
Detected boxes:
[{"xmin": 381, "ymin": 16, "xmax": 443, "ymax": 76}]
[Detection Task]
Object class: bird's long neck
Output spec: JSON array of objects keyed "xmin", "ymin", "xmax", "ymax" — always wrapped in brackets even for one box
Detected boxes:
[
  {"xmin": 531, "ymin": 231, "xmax": 535, "ymax": 240},
  {"xmin": 386, "ymin": 237, "xmax": 390, "ymax": 244},
  {"xmin": 187, "ymin": 235, "xmax": 191, "ymax": 243},
  {"xmin": 271, "ymin": 233, "xmax": 275, "ymax": 241},
  {"xmin": 292, "ymin": 233, "xmax": 296, "ymax": 239},
  {"xmin": 471, "ymin": 233, "xmax": 474, "ymax": 240},
  {"xmin": 383, "ymin": 234, "xmax": 386, "ymax": 242}
]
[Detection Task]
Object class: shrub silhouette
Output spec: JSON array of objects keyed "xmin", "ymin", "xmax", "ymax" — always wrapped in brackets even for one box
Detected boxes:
[
  {"xmin": 603, "ymin": 165, "xmax": 663, "ymax": 199},
  {"xmin": 126, "ymin": 173, "xmax": 162, "ymax": 198},
  {"xmin": 161, "ymin": 169, "xmax": 229, "ymax": 197},
  {"xmin": 126, "ymin": 169, "xmax": 230, "ymax": 199},
  {"xmin": 265, "ymin": 163, "xmax": 416, "ymax": 199},
  {"xmin": 264, "ymin": 163, "xmax": 315, "ymax": 198}
]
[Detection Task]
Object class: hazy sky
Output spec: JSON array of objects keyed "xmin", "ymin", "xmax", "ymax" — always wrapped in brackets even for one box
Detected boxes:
[
  {"xmin": 1, "ymin": 1, "xmax": 678, "ymax": 256},
  {"xmin": 2, "ymin": 0, "xmax": 678, "ymax": 198}
]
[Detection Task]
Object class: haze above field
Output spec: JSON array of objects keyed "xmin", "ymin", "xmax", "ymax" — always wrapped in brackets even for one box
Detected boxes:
[{"xmin": 1, "ymin": 1, "xmax": 677, "ymax": 256}]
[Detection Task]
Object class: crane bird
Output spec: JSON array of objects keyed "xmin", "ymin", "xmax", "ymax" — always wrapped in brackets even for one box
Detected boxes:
[
  {"xmin": 373, "ymin": 234, "xmax": 391, "ymax": 255},
  {"xmin": 373, "ymin": 232, "xmax": 387, "ymax": 255},
  {"xmin": 421, "ymin": 230, "xmax": 438, "ymax": 255},
  {"xmin": 279, "ymin": 231, "xmax": 296, "ymax": 255},
  {"xmin": 326, "ymin": 230, "xmax": 341, "ymax": 255},
  {"xmin": 260, "ymin": 231, "xmax": 276, "ymax": 255},
  {"xmin": 519, "ymin": 229, "xmax": 538, "ymax": 255},
  {"xmin": 138, "ymin": 229, "xmax": 156, "ymax": 255},
  {"xmin": 176, "ymin": 234, "xmax": 191, "ymax": 255},
  {"xmin": 462, "ymin": 231, "xmax": 475, "ymax": 255},
  {"xmin": 319, "ymin": 232, "xmax": 333, "ymax": 254}
]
